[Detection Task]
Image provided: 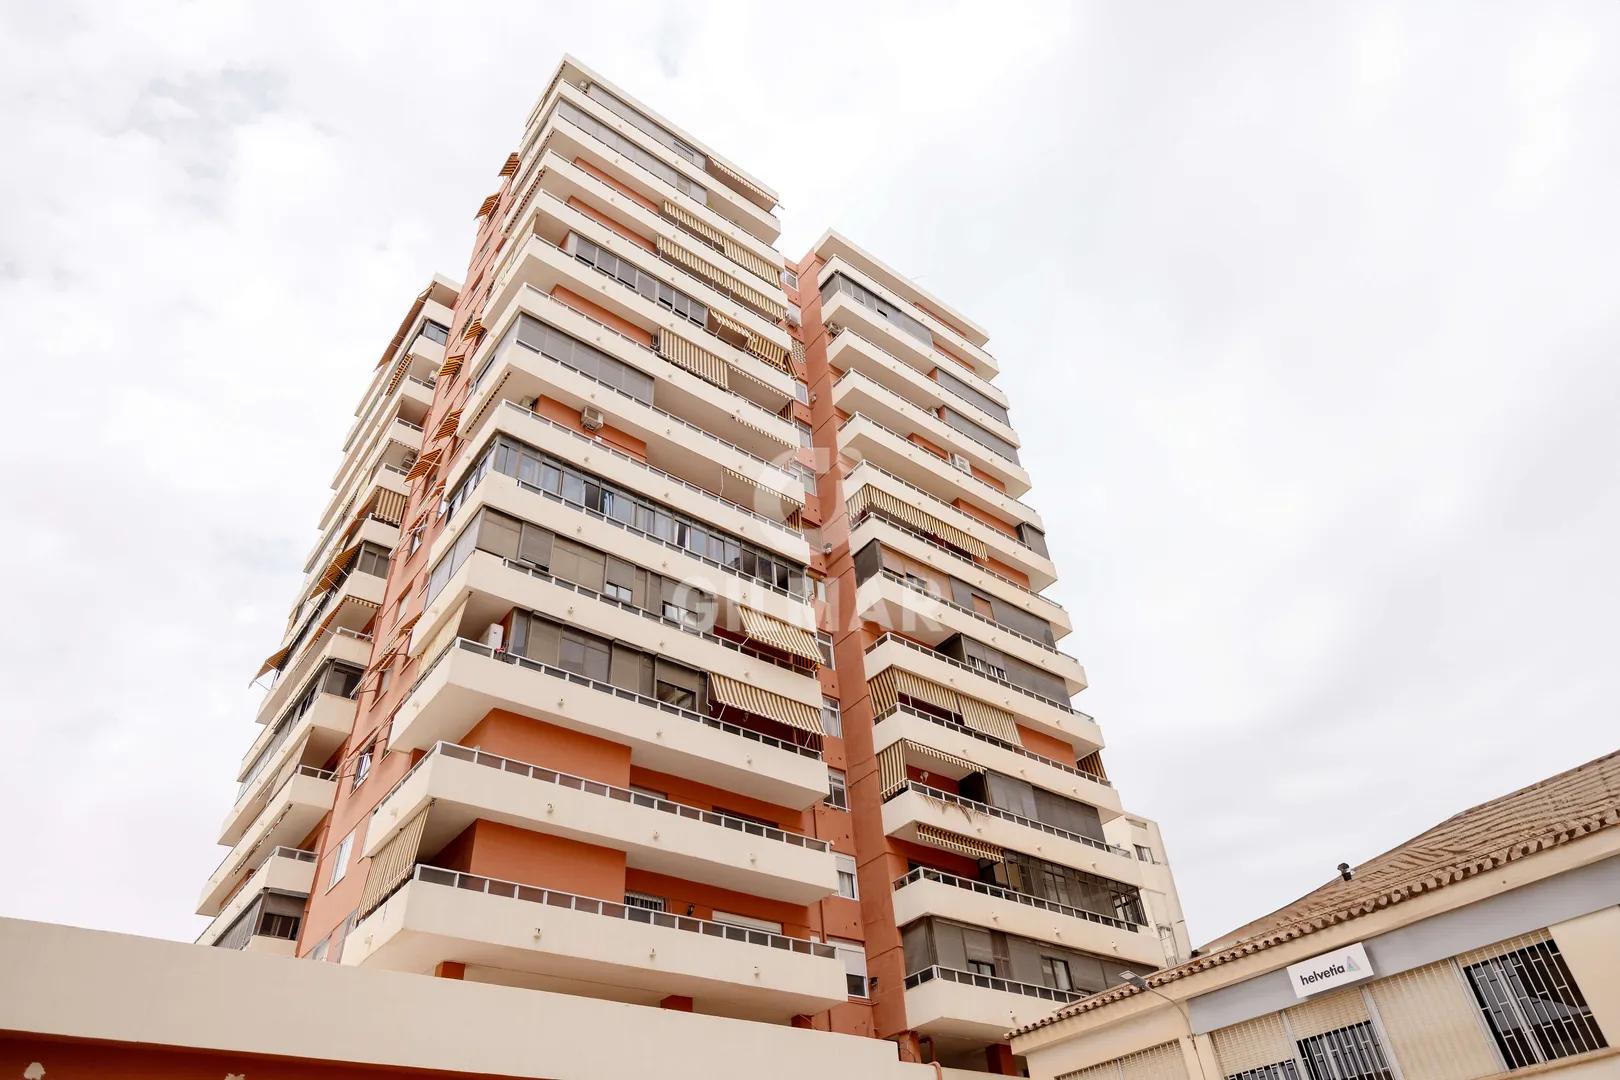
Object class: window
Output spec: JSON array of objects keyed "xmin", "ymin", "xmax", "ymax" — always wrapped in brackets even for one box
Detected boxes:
[
  {"xmin": 967, "ymin": 959, "xmax": 996, "ymax": 977},
  {"xmin": 835, "ymin": 854, "xmax": 858, "ymax": 899},
  {"xmin": 830, "ymin": 937, "xmax": 868, "ymax": 998},
  {"xmin": 1228, "ymin": 1066, "xmax": 1301, "ymax": 1080},
  {"xmin": 1295, "ymin": 1022, "xmax": 1394, "ymax": 1080},
  {"xmin": 794, "ymin": 380, "xmax": 809, "ymax": 404},
  {"xmin": 798, "ymin": 463, "xmax": 816, "ymax": 495},
  {"xmin": 797, "ymin": 420, "xmax": 813, "ymax": 448},
  {"xmin": 820, "ymin": 697, "xmax": 842, "ymax": 738},
  {"xmin": 1136, "ymin": 844, "xmax": 1156, "ymax": 863},
  {"xmin": 419, "ymin": 320, "xmax": 449, "ymax": 345},
  {"xmin": 655, "ymin": 679, "xmax": 697, "ymax": 710},
  {"xmin": 559, "ymin": 629, "xmax": 611, "ymax": 682},
  {"xmin": 781, "ymin": 268, "xmax": 800, "ymax": 290},
  {"xmin": 568, "ymin": 235, "xmax": 707, "ymax": 327},
  {"xmin": 1040, "ymin": 956, "xmax": 1074, "ymax": 992},
  {"xmin": 624, "ymin": 892, "xmax": 666, "ymax": 913},
  {"xmin": 328, "ymin": 831, "xmax": 355, "ymax": 889},
  {"xmin": 1464, "ymin": 940, "xmax": 1607, "ymax": 1069},
  {"xmin": 826, "ymin": 768, "xmax": 848, "ymax": 810},
  {"xmin": 351, "ymin": 742, "xmax": 374, "ymax": 789}
]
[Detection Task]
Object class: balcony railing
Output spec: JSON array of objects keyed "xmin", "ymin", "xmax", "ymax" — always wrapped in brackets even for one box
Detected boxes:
[
  {"xmin": 378, "ymin": 742, "xmax": 830, "ymax": 852},
  {"xmin": 829, "ymin": 326, "xmax": 1007, "ymax": 429},
  {"xmin": 902, "ymin": 964, "xmax": 1084, "ymax": 1004},
  {"xmin": 485, "ymin": 399, "xmax": 803, "ymax": 540},
  {"xmin": 894, "ymin": 867, "xmax": 1142, "ymax": 932},
  {"xmin": 850, "ymin": 510, "xmax": 1060, "ymax": 610},
  {"xmin": 845, "ymin": 461, "xmax": 1042, "ymax": 558},
  {"xmin": 873, "ymin": 569, "xmax": 1074, "ymax": 662},
  {"xmin": 216, "ymin": 846, "xmax": 318, "ymax": 912},
  {"xmin": 838, "ymin": 373, "xmax": 1021, "ymax": 469},
  {"xmin": 411, "ymin": 637, "xmax": 823, "ymax": 760},
  {"xmin": 390, "ymin": 865, "xmax": 837, "ymax": 958},
  {"xmin": 876, "ymin": 704, "xmax": 1108, "ymax": 786},
  {"xmin": 886, "ymin": 779, "xmax": 1128, "ymax": 857},
  {"xmin": 266, "ymin": 627, "xmax": 373, "ymax": 694},
  {"xmin": 209, "ymin": 766, "xmax": 337, "ymax": 879},
  {"xmin": 866, "ymin": 633, "xmax": 1089, "ymax": 719},
  {"xmin": 839, "ymin": 408, "xmax": 1032, "ymax": 516}
]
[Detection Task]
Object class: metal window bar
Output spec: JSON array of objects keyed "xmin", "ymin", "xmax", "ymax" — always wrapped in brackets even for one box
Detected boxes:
[
  {"xmin": 886, "ymin": 779, "xmax": 1129, "ymax": 856},
  {"xmin": 901, "ymin": 964, "xmax": 1085, "ymax": 1004},
  {"xmin": 893, "ymin": 866, "xmax": 1143, "ymax": 931},
  {"xmin": 399, "ymin": 865, "xmax": 836, "ymax": 959},
  {"xmin": 1295, "ymin": 1022, "xmax": 1394, "ymax": 1080},
  {"xmin": 406, "ymin": 637, "xmax": 822, "ymax": 760},
  {"xmin": 875, "ymin": 703, "xmax": 1109, "ymax": 786},
  {"xmin": 865, "ymin": 632, "xmax": 1090, "ymax": 718},
  {"xmin": 374, "ymin": 741, "xmax": 830, "ymax": 852},
  {"xmin": 1462, "ymin": 939, "xmax": 1608, "ymax": 1069},
  {"xmin": 1227, "ymin": 1066, "xmax": 1301, "ymax": 1080}
]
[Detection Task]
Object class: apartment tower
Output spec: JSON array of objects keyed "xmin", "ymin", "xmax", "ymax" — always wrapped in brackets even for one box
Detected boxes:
[{"xmin": 198, "ymin": 56, "xmax": 1187, "ymax": 1074}]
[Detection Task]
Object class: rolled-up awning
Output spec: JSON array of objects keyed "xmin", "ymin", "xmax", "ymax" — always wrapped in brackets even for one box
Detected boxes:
[
  {"xmin": 499, "ymin": 152, "xmax": 520, "ymax": 178},
  {"xmin": 253, "ymin": 643, "xmax": 294, "ymax": 682},
  {"xmin": 737, "ymin": 606, "xmax": 821, "ymax": 664},
  {"xmin": 723, "ymin": 467, "xmax": 804, "ymax": 514},
  {"xmin": 707, "ymin": 673, "xmax": 822, "ymax": 735},
  {"xmin": 657, "ymin": 328, "xmax": 729, "ymax": 390},
  {"xmin": 915, "ymin": 823, "xmax": 1002, "ymax": 863},
  {"xmin": 432, "ymin": 409, "xmax": 462, "ymax": 442},
  {"xmin": 403, "ymin": 447, "xmax": 442, "ymax": 483},
  {"xmin": 475, "ymin": 194, "xmax": 499, "ymax": 219},
  {"xmin": 438, "ymin": 353, "xmax": 465, "ymax": 383},
  {"xmin": 729, "ymin": 410, "xmax": 794, "ymax": 447},
  {"xmin": 846, "ymin": 485, "xmax": 989, "ymax": 560},
  {"xmin": 706, "ymin": 158, "xmax": 777, "ymax": 212}
]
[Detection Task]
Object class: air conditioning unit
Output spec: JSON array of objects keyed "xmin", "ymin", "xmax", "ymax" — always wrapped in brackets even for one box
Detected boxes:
[
  {"xmin": 581, "ymin": 406, "xmax": 605, "ymax": 432},
  {"xmin": 518, "ymin": 396, "xmax": 538, "ymax": 411},
  {"xmin": 950, "ymin": 453, "xmax": 972, "ymax": 474},
  {"xmin": 784, "ymin": 302, "xmax": 802, "ymax": 328},
  {"xmin": 483, "ymin": 622, "xmax": 505, "ymax": 651}
]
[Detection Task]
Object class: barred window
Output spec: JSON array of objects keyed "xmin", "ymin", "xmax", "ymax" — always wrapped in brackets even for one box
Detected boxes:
[
  {"xmin": 1464, "ymin": 940, "xmax": 1607, "ymax": 1069},
  {"xmin": 1295, "ymin": 1022, "xmax": 1393, "ymax": 1080}
]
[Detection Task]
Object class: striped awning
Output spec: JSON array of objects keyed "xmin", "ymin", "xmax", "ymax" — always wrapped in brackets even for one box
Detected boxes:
[
  {"xmin": 313, "ymin": 543, "xmax": 361, "ymax": 595},
  {"xmin": 846, "ymin": 485, "xmax": 989, "ymax": 559},
  {"xmin": 720, "ymin": 236, "xmax": 780, "ymax": 286},
  {"xmin": 390, "ymin": 610, "xmax": 422, "ymax": 650},
  {"xmin": 915, "ymin": 823, "xmax": 1002, "ymax": 863},
  {"xmin": 662, "ymin": 199, "xmax": 723, "ymax": 248},
  {"xmin": 658, "ymin": 235, "xmax": 737, "ymax": 296},
  {"xmin": 894, "ymin": 669, "xmax": 960, "ymax": 715},
  {"xmin": 727, "ymin": 277, "xmax": 786, "ymax": 322},
  {"xmin": 499, "ymin": 152, "xmax": 520, "ymax": 178},
  {"xmin": 960, "ymin": 695, "xmax": 1020, "ymax": 744},
  {"xmin": 475, "ymin": 194, "xmax": 499, "ymax": 219},
  {"xmin": 383, "ymin": 355, "xmax": 411, "ymax": 397},
  {"xmin": 403, "ymin": 447, "xmax": 442, "ymax": 483},
  {"xmin": 878, "ymin": 742, "xmax": 909, "ymax": 799},
  {"xmin": 462, "ymin": 318, "xmax": 485, "ymax": 341},
  {"xmin": 306, "ymin": 596, "xmax": 379, "ymax": 652},
  {"xmin": 253, "ymin": 643, "xmax": 294, "ymax": 681},
  {"xmin": 432, "ymin": 409, "xmax": 462, "ymax": 442},
  {"xmin": 737, "ymin": 607, "xmax": 821, "ymax": 664},
  {"xmin": 657, "ymin": 328, "xmax": 729, "ymax": 390},
  {"xmin": 706, "ymin": 158, "xmax": 776, "ymax": 211},
  {"xmin": 707, "ymin": 673, "xmax": 822, "ymax": 734},
  {"xmin": 707, "ymin": 308, "xmax": 751, "ymax": 348},
  {"xmin": 438, "ymin": 353, "xmax": 465, "ymax": 382},
  {"xmin": 908, "ymin": 739, "xmax": 979, "ymax": 777},
  {"xmin": 370, "ymin": 488, "xmax": 408, "ymax": 526},
  {"xmin": 745, "ymin": 333, "xmax": 791, "ymax": 372},
  {"xmin": 730, "ymin": 410, "xmax": 794, "ymax": 447},
  {"xmin": 724, "ymin": 467, "xmax": 804, "ymax": 513},
  {"xmin": 358, "ymin": 803, "xmax": 429, "ymax": 917}
]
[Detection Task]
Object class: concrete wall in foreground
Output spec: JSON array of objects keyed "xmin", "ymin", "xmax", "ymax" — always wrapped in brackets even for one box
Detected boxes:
[{"xmin": 0, "ymin": 918, "xmax": 933, "ymax": 1080}]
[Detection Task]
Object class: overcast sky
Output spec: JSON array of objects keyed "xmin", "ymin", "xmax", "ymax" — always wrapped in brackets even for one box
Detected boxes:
[{"xmin": 2, "ymin": 1, "xmax": 1617, "ymax": 949}]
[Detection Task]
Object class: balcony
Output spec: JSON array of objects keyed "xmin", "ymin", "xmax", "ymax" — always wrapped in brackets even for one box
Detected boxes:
[
  {"xmin": 903, "ymin": 966, "xmax": 1082, "ymax": 1048},
  {"xmin": 255, "ymin": 627, "xmax": 372, "ymax": 723},
  {"xmin": 447, "ymin": 398, "xmax": 807, "ymax": 562},
  {"xmin": 882, "ymin": 782, "xmax": 1138, "ymax": 886},
  {"xmin": 874, "ymin": 704, "xmax": 1109, "ymax": 809},
  {"xmin": 855, "ymin": 571, "xmax": 1084, "ymax": 692},
  {"xmin": 864, "ymin": 634, "xmax": 1093, "ymax": 751},
  {"xmin": 891, "ymin": 869, "xmax": 1163, "ymax": 968},
  {"xmin": 833, "ymin": 375, "xmax": 1027, "ymax": 496},
  {"xmin": 827, "ymin": 328, "xmax": 1015, "ymax": 442},
  {"xmin": 845, "ymin": 463, "xmax": 1055, "ymax": 590},
  {"xmin": 848, "ymin": 513, "xmax": 1070, "ymax": 639},
  {"xmin": 458, "ymin": 293, "xmax": 800, "ymax": 502},
  {"xmin": 837, "ymin": 412, "xmax": 1036, "ymax": 528},
  {"xmin": 390, "ymin": 638, "xmax": 828, "ymax": 809},
  {"xmin": 366, "ymin": 743, "xmax": 837, "ymax": 904},
  {"xmin": 344, "ymin": 866, "xmax": 845, "ymax": 1021},
  {"xmin": 813, "ymin": 234, "xmax": 989, "ymax": 351},
  {"xmin": 198, "ymin": 766, "xmax": 337, "ymax": 917},
  {"xmin": 319, "ymin": 416, "xmax": 423, "ymax": 533},
  {"xmin": 196, "ymin": 847, "xmax": 315, "ymax": 947},
  {"xmin": 223, "ymin": 691, "xmax": 354, "ymax": 845},
  {"xmin": 299, "ymin": 514, "xmax": 401, "ymax": 605}
]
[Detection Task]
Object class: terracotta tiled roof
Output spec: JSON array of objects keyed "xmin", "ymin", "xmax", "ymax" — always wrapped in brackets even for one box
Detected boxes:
[{"xmin": 1010, "ymin": 747, "xmax": 1620, "ymax": 1038}]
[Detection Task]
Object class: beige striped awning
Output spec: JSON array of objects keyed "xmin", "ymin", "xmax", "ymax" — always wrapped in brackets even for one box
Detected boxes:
[
  {"xmin": 253, "ymin": 643, "xmax": 294, "ymax": 681},
  {"xmin": 720, "ymin": 236, "xmax": 779, "ymax": 286},
  {"xmin": 706, "ymin": 158, "xmax": 777, "ymax": 211},
  {"xmin": 737, "ymin": 607, "xmax": 821, "ymax": 664},
  {"xmin": 662, "ymin": 199, "xmax": 724, "ymax": 248},
  {"xmin": 475, "ymin": 194, "xmax": 499, "ymax": 219},
  {"xmin": 908, "ymin": 739, "xmax": 979, "ymax": 776},
  {"xmin": 358, "ymin": 803, "xmax": 429, "ymax": 917},
  {"xmin": 914, "ymin": 823, "xmax": 1002, "ymax": 863},
  {"xmin": 745, "ymin": 332, "xmax": 791, "ymax": 372},
  {"xmin": 876, "ymin": 738, "xmax": 979, "ymax": 788},
  {"xmin": 390, "ymin": 610, "xmax": 422, "ymax": 651},
  {"xmin": 894, "ymin": 669, "xmax": 960, "ymax": 715},
  {"xmin": 707, "ymin": 308, "xmax": 751, "ymax": 348},
  {"xmin": 959, "ymin": 696, "xmax": 1020, "ymax": 744},
  {"xmin": 403, "ymin": 447, "xmax": 442, "ymax": 483},
  {"xmin": 313, "ymin": 543, "xmax": 362, "ymax": 595},
  {"xmin": 727, "ymin": 276, "xmax": 787, "ymax": 323},
  {"xmin": 305, "ymin": 596, "xmax": 379, "ymax": 655},
  {"xmin": 370, "ymin": 488, "xmax": 408, "ymax": 527},
  {"xmin": 846, "ymin": 485, "xmax": 989, "ymax": 559},
  {"xmin": 878, "ymin": 742, "xmax": 909, "ymax": 799},
  {"xmin": 657, "ymin": 328, "xmax": 729, "ymax": 390},
  {"xmin": 438, "ymin": 352, "xmax": 465, "ymax": 383},
  {"xmin": 730, "ymin": 410, "xmax": 794, "ymax": 448},
  {"xmin": 499, "ymin": 152, "xmax": 520, "ymax": 178},
  {"xmin": 707, "ymin": 673, "xmax": 822, "ymax": 735},
  {"xmin": 869, "ymin": 669, "xmax": 1023, "ymax": 747},
  {"xmin": 432, "ymin": 409, "xmax": 462, "ymax": 442},
  {"xmin": 658, "ymin": 235, "xmax": 737, "ymax": 297}
]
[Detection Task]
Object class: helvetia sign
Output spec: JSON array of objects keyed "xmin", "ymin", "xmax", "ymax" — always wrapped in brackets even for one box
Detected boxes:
[{"xmin": 1285, "ymin": 942, "xmax": 1373, "ymax": 999}]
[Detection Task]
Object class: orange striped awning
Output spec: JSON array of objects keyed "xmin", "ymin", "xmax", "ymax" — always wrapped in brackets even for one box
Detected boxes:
[
  {"xmin": 737, "ymin": 607, "xmax": 821, "ymax": 665},
  {"xmin": 438, "ymin": 353, "xmax": 465, "ymax": 383},
  {"xmin": 475, "ymin": 194, "xmax": 499, "ymax": 219},
  {"xmin": 462, "ymin": 318, "xmax": 485, "ymax": 342},
  {"xmin": 403, "ymin": 447, "xmax": 442, "ymax": 483},
  {"xmin": 657, "ymin": 329, "xmax": 729, "ymax": 390},
  {"xmin": 432, "ymin": 409, "xmax": 462, "ymax": 442},
  {"xmin": 313, "ymin": 543, "xmax": 361, "ymax": 595},
  {"xmin": 253, "ymin": 643, "xmax": 294, "ymax": 682},
  {"xmin": 707, "ymin": 673, "xmax": 822, "ymax": 734},
  {"xmin": 383, "ymin": 355, "xmax": 411, "ymax": 397},
  {"xmin": 499, "ymin": 152, "xmax": 520, "ymax": 178},
  {"xmin": 915, "ymin": 823, "xmax": 1002, "ymax": 863}
]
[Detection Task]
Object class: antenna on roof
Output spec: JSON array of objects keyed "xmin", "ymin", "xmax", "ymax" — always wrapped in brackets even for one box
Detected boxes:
[{"xmin": 1338, "ymin": 862, "xmax": 1354, "ymax": 882}]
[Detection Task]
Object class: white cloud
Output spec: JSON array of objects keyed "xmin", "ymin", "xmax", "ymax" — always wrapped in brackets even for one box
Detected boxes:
[{"xmin": 1, "ymin": 0, "xmax": 1616, "ymax": 947}]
